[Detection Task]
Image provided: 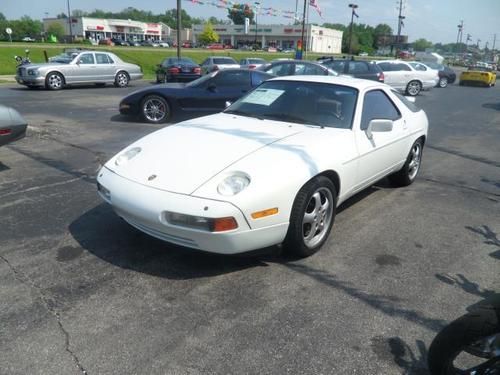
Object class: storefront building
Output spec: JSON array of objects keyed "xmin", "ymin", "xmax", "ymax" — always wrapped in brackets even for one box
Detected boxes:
[
  {"xmin": 43, "ymin": 17, "xmax": 167, "ymax": 42},
  {"xmin": 192, "ymin": 24, "xmax": 342, "ymax": 53}
]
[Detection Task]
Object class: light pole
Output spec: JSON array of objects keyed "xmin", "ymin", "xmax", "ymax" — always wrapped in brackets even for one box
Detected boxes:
[
  {"xmin": 456, "ymin": 21, "xmax": 463, "ymax": 55},
  {"xmin": 254, "ymin": 2, "xmax": 260, "ymax": 48},
  {"xmin": 177, "ymin": 0, "xmax": 181, "ymax": 58},
  {"xmin": 348, "ymin": 4, "xmax": 358, "ymax": 55},
  {"xmin": 67, "ymin": 0, "xmax": 73, "ymax": 42}
]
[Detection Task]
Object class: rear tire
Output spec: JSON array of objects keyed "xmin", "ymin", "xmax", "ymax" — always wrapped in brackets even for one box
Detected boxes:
[
  {"xmin": 114, "ymin": 71, "xmax": 129, "ymax": 88},
  {"xmin": 140, "ymin": 95, "xmax": 170, "ymax": 124},
  {"xmin": 406, "ymin": 80, "xmax": 422, "ymax": 96},
  {"xmin": 283, "ymin": 176, "xmax": 337, "ymax": 258},
  {"xmin": 389, "ymin": 139, "xmax": 423, "ymax": 187},
  {"xmin": 438, "ymin": 77, "xmax": 448, "ymax": 88}
]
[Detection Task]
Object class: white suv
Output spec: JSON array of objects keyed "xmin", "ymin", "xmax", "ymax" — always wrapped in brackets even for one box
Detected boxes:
[{"xmin": 376, "ymin": 60, "xmax": 439, "ymax": 96}]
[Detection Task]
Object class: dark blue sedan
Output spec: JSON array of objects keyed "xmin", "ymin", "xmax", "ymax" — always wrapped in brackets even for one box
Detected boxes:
[
  {"xmin": 155, "ymin": 57, "xmax": 202, "ymax": 83},
  {"xmin": 119, "ymin": 69, "xmax": 274, "ymax": 124}
]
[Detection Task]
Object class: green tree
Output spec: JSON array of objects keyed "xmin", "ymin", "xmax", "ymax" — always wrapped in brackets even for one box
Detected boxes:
[
  {"xmin": 198, "ymin": 23, "xmax": 219, "ymax": 45},
  {"xmin": 227, "ymin": 4, "xmax": 254, "ymax": 25},
  {"xmin": 413, "ymin": 38, "xmax": 433, "ymax": 51},
  {"xmin": 56, "ymin": 13, "xmax": 67, "ymax": 19},
  {"xmin": 322, "ymin": 23, "xmax": 346, "ymax": 31},
  {"xmin": 46, "ymin": 22, "xmax": 65, "ymax": 40},
  {"xmin": 0, "ymin": 12, "xmax": 6, "ymax": 21}
]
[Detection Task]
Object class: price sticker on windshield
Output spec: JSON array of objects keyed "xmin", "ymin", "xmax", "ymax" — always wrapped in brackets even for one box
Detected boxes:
[{"xmin": 242, "ymin": 88, "xmax": 284, "ymax": 106}]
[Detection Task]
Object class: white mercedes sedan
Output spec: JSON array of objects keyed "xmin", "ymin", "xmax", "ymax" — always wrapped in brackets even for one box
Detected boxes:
[{"xmin": 97, "ymin": 76, "xmax": 428, "ymax": 257}]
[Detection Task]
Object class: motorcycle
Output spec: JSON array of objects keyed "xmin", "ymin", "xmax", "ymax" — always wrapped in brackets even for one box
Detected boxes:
[
  {"xmin": 428, "ymin": 295, "xmax": 500, "ymax": 374},
  {"xmin": 14, "ymin": 49, "xmax": 31, "ymax": 67}
]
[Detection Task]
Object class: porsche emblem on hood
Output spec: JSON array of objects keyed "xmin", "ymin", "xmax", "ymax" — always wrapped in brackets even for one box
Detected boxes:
[{"xmin": 148, "ymin": 174, "xmax": 157, "ymax": 181}]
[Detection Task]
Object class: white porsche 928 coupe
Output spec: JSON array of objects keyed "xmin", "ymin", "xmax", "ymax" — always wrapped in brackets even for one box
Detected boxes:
[{"xmin": 97, "ymin": 76, "xmax": 428, "ymax": 257}]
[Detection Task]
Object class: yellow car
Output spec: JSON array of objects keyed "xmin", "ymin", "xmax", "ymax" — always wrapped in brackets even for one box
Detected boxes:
[{"xmin": 459, "ymin": 66, "xmax": 497, "ymax": 87}]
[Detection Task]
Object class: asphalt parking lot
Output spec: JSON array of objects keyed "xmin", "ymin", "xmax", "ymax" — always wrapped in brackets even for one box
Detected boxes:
[{"xmin": 1, "ymin": 80, "xmax": 499, "ymax": 374}]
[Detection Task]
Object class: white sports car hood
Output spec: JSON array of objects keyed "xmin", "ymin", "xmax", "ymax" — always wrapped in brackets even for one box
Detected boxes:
[{"xmin": 106, "ymin": 113, "xmax": 302, "ymax": 194}]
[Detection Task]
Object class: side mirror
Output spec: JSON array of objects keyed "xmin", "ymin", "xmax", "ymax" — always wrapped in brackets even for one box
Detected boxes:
[
  {"xmin": 404, "ymin": 96, "xmax": 416, "ymax": 103},
  {"xmin": 365, "ymin": 119, "xmax": 393, "ymax": 140},
  {"xmin": 207, "ymin": 83, "xmax": 217, "ymax": 92}
]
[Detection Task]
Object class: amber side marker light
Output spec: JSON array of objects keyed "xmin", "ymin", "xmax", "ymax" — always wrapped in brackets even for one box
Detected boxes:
[
  {"xmin": 213, "ymin": 217, "xmax": 239, "ymax": 232},
  {"xmin": 251, "ymin": 208, "xmax": 279, "ymax": 219}
]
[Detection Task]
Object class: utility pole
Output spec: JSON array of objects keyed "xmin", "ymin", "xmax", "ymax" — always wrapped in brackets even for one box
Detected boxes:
[
  {"xmin": 300, "ymin": 0, "xmax": 307, "ymax": 58},
  {"xmin": 395, "ymin": 0, "xmax": 405, "ymax": 58},
  {"xmin": 254, "ymin": 2, "xmax": 260, "ymax": 48},
  {"xmin": 176, "ymin": 0, "xmax": 181, "ymax": 58},
  {"xmin": 493, "ymin": 34, "xmax": 497, "ymax": 52},
  {"xmin": 456, "ymin": 20, "xmax": 463, "ymax": 55},
  {"xmin": 67, "ymin": 0, "xmax": 73, "ymax": 43},
  {"xmin": 348, "ymin": 3, "xmax": 358, "ymax": 55}
]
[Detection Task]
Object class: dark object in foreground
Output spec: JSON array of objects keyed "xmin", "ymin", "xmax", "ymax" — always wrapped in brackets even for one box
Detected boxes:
[
  {"xmin": 0, "ymin": 105, "xmax": 27, "ymax": 147},
  {"xmin": 119, "ymin": 69, "xmax": 274, "ymax": 124}
]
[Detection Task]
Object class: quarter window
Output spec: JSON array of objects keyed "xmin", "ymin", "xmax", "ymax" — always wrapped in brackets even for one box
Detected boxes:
[{"xmin": 361, "ymin": 90, "xmax": 401, "ymax": 130}]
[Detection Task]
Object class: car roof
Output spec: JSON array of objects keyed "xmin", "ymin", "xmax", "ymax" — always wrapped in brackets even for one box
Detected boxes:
[{"xmin": 268, "ymin": 75, "xmax": 387, "ymax": 90}]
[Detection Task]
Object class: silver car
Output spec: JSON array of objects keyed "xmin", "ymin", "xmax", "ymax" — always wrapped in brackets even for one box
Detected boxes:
[
  {"xmin": 15, "ymin": 51, "xmax": 143, "ymax": 90},
  {"xmin": 200, "ymin": 56, "xmax": 240, "ymax": 74}
]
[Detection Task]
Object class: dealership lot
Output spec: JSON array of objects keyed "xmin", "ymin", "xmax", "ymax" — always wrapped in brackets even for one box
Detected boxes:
[{"xmin": 0, "ymin": 81, "xmax": 499, "ymax": 374}]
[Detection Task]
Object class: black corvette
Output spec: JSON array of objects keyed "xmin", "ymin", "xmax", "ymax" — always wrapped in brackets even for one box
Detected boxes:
[{"xmin": 119, "ymin": 69, "xmax": 274, "ymax": 124}]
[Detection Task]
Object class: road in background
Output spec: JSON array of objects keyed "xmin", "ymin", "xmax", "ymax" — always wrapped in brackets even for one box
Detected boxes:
[{"xmin": 0, "ymin": 81, "xmax": 499, "ymax": 374}]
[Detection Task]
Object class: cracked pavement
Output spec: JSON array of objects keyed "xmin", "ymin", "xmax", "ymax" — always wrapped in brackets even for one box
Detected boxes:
[{"xmin": 0, "ymin": 80, "xmax": 499, "ymax": 374}]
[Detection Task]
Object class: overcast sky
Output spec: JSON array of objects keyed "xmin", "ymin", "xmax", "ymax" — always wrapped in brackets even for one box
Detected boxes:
[{"xmin": 2, "ymin": 0, "xmax": 499, "ymax": 46}]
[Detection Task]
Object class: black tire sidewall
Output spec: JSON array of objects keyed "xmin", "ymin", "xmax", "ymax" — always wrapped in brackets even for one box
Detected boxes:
[
  {"xmin": 284, "ymin": 176, "xmax": 337, "ymax": 258},
  {"xmin": 115, "ymin": 71, "xmax": 129, "ymax": 87},
  {"xmin": 389, "ymin": 139, "xmax": 423, "ymax": 187},
  {"xmin": 141, "ymin": 95, "xmax": 170, "ymax": 124},
  {"xmin": 406, "ymin": 80, "xmax": 422, "ymax": 96}
]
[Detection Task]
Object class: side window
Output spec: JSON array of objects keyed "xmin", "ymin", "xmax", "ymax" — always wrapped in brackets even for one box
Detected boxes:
[
  {"xmin": 361, "ymin": 90, "xmax": 401, "ymax": 130},
  {"xmin": 213, "ymin": 70, "xmax": 250, "ymax": 87},
  {"xmin": 78, "ymin": 53, "xmax": 95, "ymax": 64},
  {"xmin": 303, "ymin": 64, "xmax": 326, "ymax": 75},
  {"xmin": 378, "ymin": 62, "xmax": 392, "ymax": 71},
  {"xmin": 396, "ymin": 63, "xmax": 412, "ymax": 71},
  {"xmin": 201, "ymin": 59, "xmax": 209, "ymax": 66},
  {"xmin": 95, "ymin": 53, "xmax": 111, "ymax": 64},
  {"xmin": 267, "ymin": 63, "xmax": 293, "ymax": 76},
  {"xmin": 414, "ymin": 63, "xmax": 427, "ymax": 71},
  {"xmin": 349, "ymin": 62, "xmax": 369, "ymax": 74}
]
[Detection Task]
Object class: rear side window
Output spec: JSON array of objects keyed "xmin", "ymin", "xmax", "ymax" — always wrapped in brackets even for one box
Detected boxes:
[
  {"xmin": 324, "ymin": 60, "xmax": 346, "ymax": 73},
  {"xmin": 378, "ymin": 62, "xmax": 392, "ymax": 71},
  {"xmin": 395, "ymin": 63, "xmax": 412, "ymax": 71},
  {"xmin": 348, "ymin": 62, "xmax": 369, "ymax": 74},
  {"xmin": 361, "ymin": 90, "xmax": 401, "ymax": 130},
  {"xmin": 95, "ymin": 53, "xmax": 111, "ymax": 64}
]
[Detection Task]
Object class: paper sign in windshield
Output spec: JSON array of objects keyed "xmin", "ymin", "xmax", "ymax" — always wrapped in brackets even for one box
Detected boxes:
[{"xmin": 242, "ymin": 88, "xmax": 284, "ymax": 106}]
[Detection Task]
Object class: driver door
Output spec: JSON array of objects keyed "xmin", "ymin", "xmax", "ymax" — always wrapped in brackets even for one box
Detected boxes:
[{"xmin": 74, "ymin": 53, "xmax": 98, "ymax": 82}]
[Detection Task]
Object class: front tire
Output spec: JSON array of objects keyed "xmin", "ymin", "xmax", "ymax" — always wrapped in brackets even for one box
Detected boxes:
[
  {"xmin": 45, "ymin": 72, "xmax": 64, "ymax": 90},
  {"xmin": 141, "ymin": 95, "xmax": 170, "ymax": 124},
  {"xmin": 406, "ymin": 80, "xmax": 422, "ymax": 96},
  {"xmin": 283, "ymin": 176, "xmax": 337, "ymax": 258},
  {"xmin": 114, "ymin": 71, "xmax": 129, "ymax": 88},
  {"xmin": 389, "ymin": 139, "xmax": 423, "ymax": 187},
  {"xmin": 438, "ymin": 77, "xmax": 448, "ymax": 88},
  {"xmin": 428, "ymin": 305, "xmax": 500, "ymax": 375}
]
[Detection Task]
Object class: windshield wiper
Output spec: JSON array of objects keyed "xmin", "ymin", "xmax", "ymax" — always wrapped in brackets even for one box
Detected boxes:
[
  {"xmin": 224, "ymin": 109, "xmax": 264, "ymax": 120},
  {"xmin": 261, "ymin": 113, "xmax": 322, "ymax": 127}
]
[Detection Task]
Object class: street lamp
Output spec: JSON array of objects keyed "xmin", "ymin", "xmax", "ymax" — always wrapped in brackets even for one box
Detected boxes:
[
  {"xmin": 348, "ymin": 4, "xmax": 358, "ymax": 55},
  {"xmin": 254, "ymin": 2, "xmax": 260, "ymax": 48}
]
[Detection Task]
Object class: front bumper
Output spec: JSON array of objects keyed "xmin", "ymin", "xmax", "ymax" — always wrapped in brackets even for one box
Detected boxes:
[
  {"xmin": 15, "ymin": 75, "xmax": 45, "ymax": 87},
  {"xmin": 97, "ymin": 167, "xmax": 288, "ymax": 254}
]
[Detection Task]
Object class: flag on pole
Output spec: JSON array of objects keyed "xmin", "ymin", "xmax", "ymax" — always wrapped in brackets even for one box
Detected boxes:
[{"xmin": 309, "ymin": 0, "xmax": 322, "ymax": 18}]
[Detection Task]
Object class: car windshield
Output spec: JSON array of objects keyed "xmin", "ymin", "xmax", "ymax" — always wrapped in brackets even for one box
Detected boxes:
[
  {"xmin": 49, "ymin": 53, "xmax": 74, "ymax": 64},
  {"xmin": 225, "ymin": 80, "xmax": 358, "ymax": 129},
  {"xmin": 163, "ymin": 58, "xmax": 194, "ymax": 66}
]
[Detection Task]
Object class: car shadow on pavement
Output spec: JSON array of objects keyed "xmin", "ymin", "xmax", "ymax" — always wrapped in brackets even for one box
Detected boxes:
[
  {"xmin": 482, "ymin": 103, "xmax": 500, "ymax": 111},
  {"xmin": 69, "ymin": 203, "xmax": 277, "ymax": 280}
]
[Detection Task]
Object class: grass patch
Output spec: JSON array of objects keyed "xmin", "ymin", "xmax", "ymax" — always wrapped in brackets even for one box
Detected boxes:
[{"xmin": 0, "ymin": 43, "xmax": 336, "ymax": 79}]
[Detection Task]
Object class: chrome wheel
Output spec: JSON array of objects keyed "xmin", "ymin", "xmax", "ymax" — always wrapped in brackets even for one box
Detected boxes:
[
  {"xmin": 302, "ymin": 187, "xmax": 334, "ymax": 249},
  {"xmin": 142, "ymin": 97, "xmax": 168, "ymax": 123},
  {"xmin": 407, "ymin": 80, "xmax": 422, "ymax": 96},
  {"xmin": 408, "ymin": 142, "xmax": 422, "ymax": 180},
  {"xmin": 115, "ymin": 72, "xmax": 129, "ymax": 87},
  {"xmin": 47, "ymin": 73, "xmax": 63, "ymax": 90},
  {"xmin": 438, "ymin": 77, "xmax": 448, "ymax": 88}
]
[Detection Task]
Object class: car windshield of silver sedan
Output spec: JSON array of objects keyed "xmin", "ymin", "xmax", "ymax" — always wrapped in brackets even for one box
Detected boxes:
[
  {"xmin": 225, "ymin": 80, "xmax": 358, "ymax": 129},
  {"xmin": 48, "ymin": 53, "xmax": 74, "ymax": 64}
]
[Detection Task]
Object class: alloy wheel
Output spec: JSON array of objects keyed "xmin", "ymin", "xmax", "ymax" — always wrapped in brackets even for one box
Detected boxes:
[
  {"xmin": 302, "ymin": 187, "xmax": 334, "ymax": 248},
  {"xmin": 408, "ymin": 142, "xmax": 422, "ymax": 180},
  {"xmin": 143, "ymin": 98, "xmax": 167, "ymax": 122}
]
